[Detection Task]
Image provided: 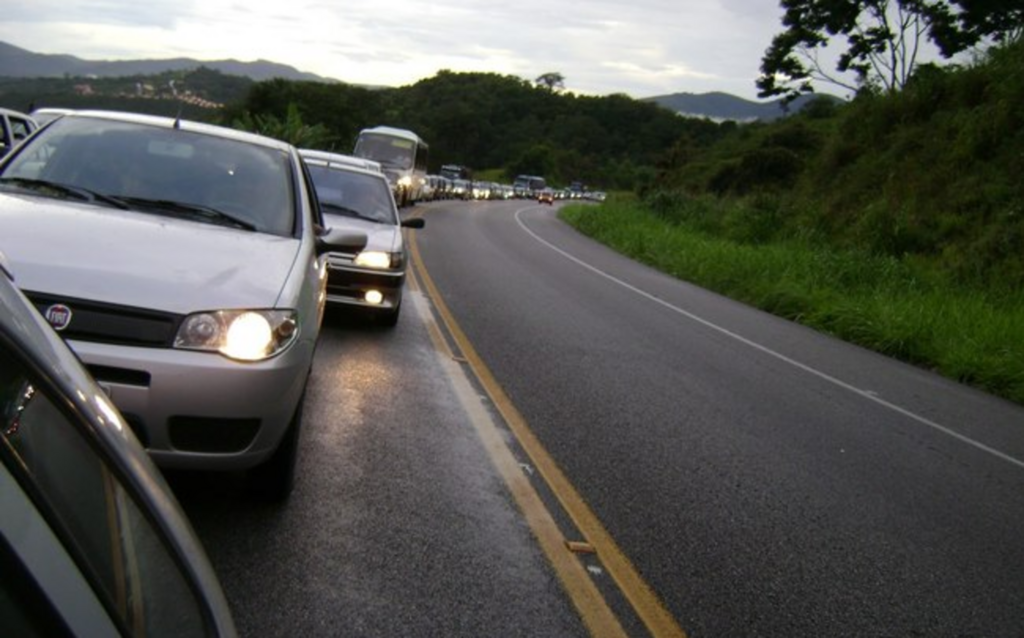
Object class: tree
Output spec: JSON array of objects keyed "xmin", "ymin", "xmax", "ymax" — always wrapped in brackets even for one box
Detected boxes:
[
  {"xmin": 535, "ymin": 72, "xmax": 566, "ymax": 92},
  {"xmin": 757, "ymin": 0, "xmax": 1023, "ymax": 101},
  {"xmin": 926, "ymin": 0, "xmax": 1024, "ymax": 55},
  {"xmin": 758, "ymin": 0, "xmax": 936, "ymax": 99},
  {"xmin": 232, "ymin": 103, "xmax": 333, "ymax": 148}
]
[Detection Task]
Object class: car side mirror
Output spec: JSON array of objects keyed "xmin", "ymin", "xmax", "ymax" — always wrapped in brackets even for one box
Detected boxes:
[{"xmin": 317, "ymin": 229, "xmax": 368, "ymax": 254}]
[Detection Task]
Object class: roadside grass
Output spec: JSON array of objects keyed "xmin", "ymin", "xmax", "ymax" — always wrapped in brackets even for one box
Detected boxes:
[{"xmin": 559, "ymin": 196, "xmax": 1024, "ymax": 406}]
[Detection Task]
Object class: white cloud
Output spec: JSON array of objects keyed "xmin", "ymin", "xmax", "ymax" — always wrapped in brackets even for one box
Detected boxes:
[{"xmin": 0, "ymin": 0, "xmax": 790, "ymax": 99}]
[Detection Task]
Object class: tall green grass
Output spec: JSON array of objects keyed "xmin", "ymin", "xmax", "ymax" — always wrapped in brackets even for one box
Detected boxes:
[{"xmin": 560, "ymin": 197, "xmax": 1024, "ymax": 405}]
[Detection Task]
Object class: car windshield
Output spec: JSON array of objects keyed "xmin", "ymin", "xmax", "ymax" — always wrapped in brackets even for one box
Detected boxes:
[
  {"xmin": 0, "ymin": 116, "xmax": 296, "ymax": 237},
  {"xmin": 307, "ymin": 164, "xmax": 397, "ymax": 225}
]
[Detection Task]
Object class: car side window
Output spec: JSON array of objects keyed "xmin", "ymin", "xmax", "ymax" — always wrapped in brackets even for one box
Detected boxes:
[
  {"xmin": 9, "ymin": 117, "xmax": 34, "ymax": 142},
  {"xmin": 0, "ymin": 346, "xmax": 211, "ymax": 637}
]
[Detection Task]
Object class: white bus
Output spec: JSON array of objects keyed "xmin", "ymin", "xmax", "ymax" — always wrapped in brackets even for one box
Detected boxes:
[{"xmin": 353, "ymin": 126, "xmax": 429, "ymax": 207}]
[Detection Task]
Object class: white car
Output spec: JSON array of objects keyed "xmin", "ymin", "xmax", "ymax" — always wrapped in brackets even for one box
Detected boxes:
[
  {"xmin": 301, "ymin": 149, "xmax": 424, "ymax": 326},
  {"xmin": 0, "ymin": 110, "xmax": 366, "ymax": 499}
]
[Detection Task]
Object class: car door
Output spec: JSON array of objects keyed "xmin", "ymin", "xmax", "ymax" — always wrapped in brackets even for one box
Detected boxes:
[{"xmin": 0, "ymin": 334, "xmax": 232, "ymax": 637}]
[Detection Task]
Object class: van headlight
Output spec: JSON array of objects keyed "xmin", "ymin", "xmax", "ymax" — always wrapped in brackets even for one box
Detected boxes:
[{"xmin": 174, "ymin": 310, "xmax": 298, "ymax": 361}]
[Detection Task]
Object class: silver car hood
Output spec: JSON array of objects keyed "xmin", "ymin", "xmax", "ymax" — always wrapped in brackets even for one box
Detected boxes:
[
  {"xmin": 322, "ymin": 214, "xmax": 400, "ymax": 252},
  {"xmin": 0, "ymin": 193, "xmax": 302, "ymax": 314}
]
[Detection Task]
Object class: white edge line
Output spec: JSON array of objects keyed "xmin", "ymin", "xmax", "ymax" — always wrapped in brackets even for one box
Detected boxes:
[{"xmin": 514, "ymin": 207, "xmax": 1024, "ymax": 471}]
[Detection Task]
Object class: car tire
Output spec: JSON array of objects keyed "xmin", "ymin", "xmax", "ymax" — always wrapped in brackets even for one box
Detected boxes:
[{"xmin": 248, "ymin": 382, "xmax": 306, "ymax": 501}]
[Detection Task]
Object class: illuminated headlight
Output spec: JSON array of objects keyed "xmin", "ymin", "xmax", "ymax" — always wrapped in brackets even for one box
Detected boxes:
[
  {"xmin": 354, "ymin": 250, "xmax": 395, "ymax": 270},
  {"xmin": 398, "ymin": 176, "xmax": 413, "ymax": 188},
  {"xmin": 364, "ymin": 290, "xmax": 384, "ymax": 305},
  {"xmin": 174, "ymin": 310, "xmax": 298, "ymax": 361}
]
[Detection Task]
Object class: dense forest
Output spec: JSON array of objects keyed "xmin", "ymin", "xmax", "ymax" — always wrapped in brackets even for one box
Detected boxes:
[{"xmin": 219, "ymin": 71, "xmax": 727, "ymax": 190}]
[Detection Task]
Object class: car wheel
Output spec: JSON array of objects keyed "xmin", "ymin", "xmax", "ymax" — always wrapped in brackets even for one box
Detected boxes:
[{"xmin": 248, "ymin": 383, "xmax": 306, "ymax": 501}]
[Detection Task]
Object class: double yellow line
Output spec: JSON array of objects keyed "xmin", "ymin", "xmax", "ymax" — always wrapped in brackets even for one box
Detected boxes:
[{"xmin": 407, "ymin": 219, "xmax": 687, "ymax": 638}]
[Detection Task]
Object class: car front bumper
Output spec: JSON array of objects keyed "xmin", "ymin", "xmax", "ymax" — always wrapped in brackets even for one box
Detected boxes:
[
  {"xmin": 69, "ymin": 338, "xmax": 314, "ymax": 471},
  {"xmin": 324, "ymin": 258, "xmax": 406, "ymax": 311}
]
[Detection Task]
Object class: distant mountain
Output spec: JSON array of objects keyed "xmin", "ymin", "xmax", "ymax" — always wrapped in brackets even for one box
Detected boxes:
[
  {"xmin": 642, "ymin": 91, "xmax": 841, "ymax": 122},
  {"xmin": 0, "ymin": 41, "xmax": 337, "ymax": 83}
]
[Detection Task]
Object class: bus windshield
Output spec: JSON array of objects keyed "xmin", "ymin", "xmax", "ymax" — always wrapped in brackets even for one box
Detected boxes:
[{"xmin": 354, "ymin": 134, "xmax": 415, "ymax": 170}]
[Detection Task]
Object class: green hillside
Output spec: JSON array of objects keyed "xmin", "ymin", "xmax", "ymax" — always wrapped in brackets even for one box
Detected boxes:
[
  {"xmin": 220, "ymin": 71, "xmax": 731, "ymax": 190},
  {"xmin": 646, "ymin": 41, "xmax": 1024, "ymax": 290},
  {"xmin": 562, "ymin": 41, "xmax": 1024, "ymax": 404}
]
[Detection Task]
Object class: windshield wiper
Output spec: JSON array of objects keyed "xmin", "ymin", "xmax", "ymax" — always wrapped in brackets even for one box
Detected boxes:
[
  {"xmin": 113, "ymin": 197, "xmax": 258, "ymax": 231},
  {"xmin": 0, "ymin": 177, "xmax": 130, "ymax": 209}
]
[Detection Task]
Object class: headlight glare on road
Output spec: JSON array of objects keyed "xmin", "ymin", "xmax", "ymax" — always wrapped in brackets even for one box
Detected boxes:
[
  {"xmin": 354, "ymin": 251, "xmax": 393, "ymax": 269},
  {"xmin": 175, "ymin": 309, "xmax": 298, "ymax": 361}
]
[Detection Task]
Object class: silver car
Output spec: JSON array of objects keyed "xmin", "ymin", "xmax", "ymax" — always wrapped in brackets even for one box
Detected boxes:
[
  {"xmin": 0, "ymin": 111, "xmax": 366, "ymax": 499},
  {"xmin": 300, "ymin": 149, "xmax": 424, "ymax": 326},
  {"xmin": 0, "ymin": 251, "xmax": 236, "ymax": 636}
]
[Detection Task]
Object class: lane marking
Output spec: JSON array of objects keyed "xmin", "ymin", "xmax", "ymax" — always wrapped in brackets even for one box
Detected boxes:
[
  {"xmin": 409, "ymin": 228, "xmax": 688, "ymax": 638},
  {"xmin": 514, "ymin": 207, "xmax": 1024, "ymax": 471}
]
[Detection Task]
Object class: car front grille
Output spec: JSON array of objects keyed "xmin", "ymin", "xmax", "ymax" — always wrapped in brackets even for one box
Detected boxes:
[{"xmin": 25, "ymin": 292, "xmax": 182, "ymax": 348}]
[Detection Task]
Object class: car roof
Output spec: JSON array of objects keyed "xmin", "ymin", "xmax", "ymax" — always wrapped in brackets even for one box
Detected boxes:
[
  {"xmin": 58, "ymin": 110, "xmax": 295, "ymax": 153},
  {"xmin": 299, "ymin": 148, "xmax": 383, "ymax": 172},
  {"xmin": 301, "ymin": 151, "xmax": 389, "ymax": 180},
  {"xmin": 358, "ymin": 125, "xmax": 426, "ymax": 145},
  {"xmin": 29, "ymin": 107, "xmax": 74, "ymax": 117}
]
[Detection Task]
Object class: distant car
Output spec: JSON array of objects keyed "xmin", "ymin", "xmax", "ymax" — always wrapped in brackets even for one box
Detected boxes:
[
  {"xmin": 0, "ymin": 110, "xmax": 367, "ymax": 499},
  {"xmin": 451, "ymin": 178, "xmax": 472, "ymax": 200},
  {"xmin": 0, "ymin": 250, "xmax": 237, "ymax": 637},
  {"xmin": 537, "ymin": 188, "xmax": 555, "ymax": 205},
  {"xmin": 301, "ymin": 148, "xmax": 424, "ymax": 326},
  {"xmin": 0, "ymin": 107, "xmax": 37, "ymax": 157}
]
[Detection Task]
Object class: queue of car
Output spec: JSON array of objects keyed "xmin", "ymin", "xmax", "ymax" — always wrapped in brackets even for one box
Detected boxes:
[
  {"xmin": 0, "ymin": 109, "xmax": 423, "ymax": 635},
  {"xmin": 0, "ymin": 109, "xmax": 380, "ymax": 508},
  {"xmin": 0, "ymin": 106, "xmax": 594, "ymax": 633}
]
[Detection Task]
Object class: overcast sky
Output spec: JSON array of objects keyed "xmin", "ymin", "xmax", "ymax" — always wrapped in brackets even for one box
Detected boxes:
[{"xmin": 2, "ymin": 0, "xmax": 793, "ymax": 100}]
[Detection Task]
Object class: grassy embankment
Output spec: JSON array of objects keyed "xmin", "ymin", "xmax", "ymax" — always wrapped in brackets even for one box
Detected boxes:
[
  {"xmin": 559, "ymin": 42, "xmax": 1024, "ymax": 406},
  {"xmin": 560, "ymin": 197, "xmax": 1024, "ymax": 405}
]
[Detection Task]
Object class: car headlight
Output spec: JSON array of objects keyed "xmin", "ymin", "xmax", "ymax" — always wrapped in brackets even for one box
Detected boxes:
[
  {"xmin": 354, "ymin": 250, "xmax": 397, "ymax": 270},
  {"xmin": 174, "ymin": 310, "xmax": 298, "ymax": 361},
  {"xmin": 398, "ymin": 176, "xmax": 413, "ymax": 188}
]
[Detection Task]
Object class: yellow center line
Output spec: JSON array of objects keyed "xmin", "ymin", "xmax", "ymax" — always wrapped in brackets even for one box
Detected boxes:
[{"xmin": 408, "ymin": 223, "xmax": 688, "ymax": 638}]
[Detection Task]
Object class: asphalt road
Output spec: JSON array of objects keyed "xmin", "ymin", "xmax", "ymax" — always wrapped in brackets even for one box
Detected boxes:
[
  {"xmin": 170, "ymin": 297, "xmax": 589, "ymax": 638},
  {"xmin": 173, "ymin": 197, "xmax": 1024, "ymax": 638},
  {"xmin": 411, "ymin": 199, "xmax": 1024, "ymax": 637}
]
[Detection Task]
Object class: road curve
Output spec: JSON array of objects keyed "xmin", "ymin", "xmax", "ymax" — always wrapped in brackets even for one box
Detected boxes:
[{"xmin": 412, "ymin": 198, "xmax": 1024, "ymax": 637}]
